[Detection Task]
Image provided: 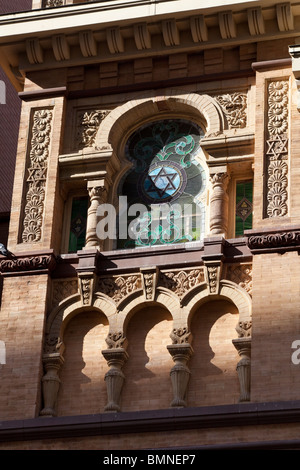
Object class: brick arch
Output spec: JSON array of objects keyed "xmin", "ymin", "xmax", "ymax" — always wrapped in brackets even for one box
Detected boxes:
[
  {"xmin": 183, "ymin": 279, "xmax": 252, "ymax": 329},
  {"xmin": 96, "ymin": 89, "xmax": 225, "ymax": 152},
  {"xmin": 45, "ymin": 294, "xmax": 117, "ymax": 346}
]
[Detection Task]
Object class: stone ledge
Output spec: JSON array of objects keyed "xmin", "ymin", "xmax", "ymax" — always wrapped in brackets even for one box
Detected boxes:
[{"xmin": 1, "ymin": 400, "xmax": 300, "ymax": 443}]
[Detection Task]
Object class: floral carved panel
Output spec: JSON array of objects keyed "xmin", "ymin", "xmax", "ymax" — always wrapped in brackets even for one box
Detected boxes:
[
  {"xmin": 21, "ymin": 109, "xmax": 53, "ymax": 243},
  {"xmin": 215, "ymin": 92, "xmax": 247, "ymax": 129},
  {"xmin": 265, "ymin": 80, "xmax": 289, "ymax": 218}
]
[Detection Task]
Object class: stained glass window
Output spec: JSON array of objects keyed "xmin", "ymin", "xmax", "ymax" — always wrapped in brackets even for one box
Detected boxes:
[
  {"xmin": 68, "ymin": 196, "xmax": 88, "ymax": 253},
  {"xmin": 118, "ymin": 119, "xmax": 206, "ymax": 248},
  {"xmin": 235, "ymin": 181, "xmax": 253, "ymax": 237}
]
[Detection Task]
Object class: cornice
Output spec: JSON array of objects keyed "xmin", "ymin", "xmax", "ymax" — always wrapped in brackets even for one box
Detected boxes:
[
  {"xmin": 0, "ymin": 0, "xmax": 299, "ymax": 91},
  {"xmin": 245, "ymin": 226, "xmax": 300, "ymax": 254},
  {"xmin": 1, "ymin": 399, "xmax": 300, "ymax": 445},
  {"xmin": 0, "ymin": 250, "xmax": 57, "ymax": 276}
]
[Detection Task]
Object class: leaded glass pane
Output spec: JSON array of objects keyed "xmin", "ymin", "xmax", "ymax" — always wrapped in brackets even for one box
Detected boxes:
[
  {"xmin": 118, "ymin": 119, "xmax": 206, "ymax": 248},
  {"xmin": 68, "ymin": 196, "xmax": 88, "ymax": 253},
  {"xmin": 235, "ymin": 181, "xmax": 253, "ymax": 237}
]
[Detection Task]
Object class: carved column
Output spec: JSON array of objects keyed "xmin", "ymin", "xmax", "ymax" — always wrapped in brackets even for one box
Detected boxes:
[
  {"xmin": 102, "ymin": 332, "xmax": 128, "ymax": 412},
  {"xmin": 167, "ymin": 328, "xmax": 193, "ymax": 408},
  {"xmin": 85, "ymin": 181, "xmax": 107, "ymax": 248},
  {"xmin": 232, "ymin": 321, "xmax": 252, "ymax": 402},
  {"xmin": 40, "ymin": 336, "xmax": 64, "ymax": 417},
  {"xmin": 209, "ymin": 171, "xmax": 230, "ymax": 236}
]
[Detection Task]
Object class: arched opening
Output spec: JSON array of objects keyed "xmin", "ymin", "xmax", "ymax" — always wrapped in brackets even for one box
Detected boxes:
[
  {"xmin": 57, "ymin": 310, "xmax": 109, "ymax": 416},
  {"xmin": 121, "ymin": 305, "xmax": 173, "ymax": 411},
  {"xmin": 188, "ymin": 299, "xmax": 240, "ymax": 407}
]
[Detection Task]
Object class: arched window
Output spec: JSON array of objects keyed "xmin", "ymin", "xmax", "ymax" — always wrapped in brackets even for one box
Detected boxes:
[{"xmin": 117, "ymin": 119, "xmax": 207, "ymax": 248}]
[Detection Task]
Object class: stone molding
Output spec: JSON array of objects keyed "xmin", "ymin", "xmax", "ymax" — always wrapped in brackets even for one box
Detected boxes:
[
  {"xmin": 0, "ymin": 251, "xmax": 57, "ymax": 276},
  {"xmin": 246, "ymin": 227, "xmax": 300, "ymax": 254}
]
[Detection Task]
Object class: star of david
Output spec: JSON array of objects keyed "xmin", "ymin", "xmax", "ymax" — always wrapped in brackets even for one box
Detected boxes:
[
  {"xmin": 266, "ymin": 135, "xmax": 288, "ymax": 158},
  {"xmin": 146, "ymin": 166, "xmax": 179, "ymax": 199},
  {"xmin": 27, "ymin": 163, "xmax": 47, "ymax": 183}
]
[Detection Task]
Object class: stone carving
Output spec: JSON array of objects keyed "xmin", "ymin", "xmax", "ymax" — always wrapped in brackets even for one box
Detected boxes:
[
  {"xmin": 140, "ymin": 267, "xmax": 159, "ymax": 301},
  {"xmin": 51, "ymin": 279, "xmax": 78, "ymax": 308},
  {"xmin": 97, "ymin": 274, "xmax": 142, "ymax": 304},
  {"xmin": 44, "ymin": 0, "xmax": 64, "ymax": 7},
  {"xmin": 266, "ymin": 80, "xmax": 289, "ymax": 218},
  {"xmin": 105, "ymin": 332, "xmax": 127, "ymax": 349},
  {"xmin": 79, "ymin": 274, "xmax": 95, "ymax": 306},
  {"xmin": 40, "ymin": 353, "xmax": 64, "ymax": 417},
  {"xmin": 215, "ymin": 92, "xmax": 247, "ymax": 128},
  {"xmin": 232, "ymin": 337, "xmax": 251, "ymax": 402},
  {"xmin": 159, "ymin": 269, "xmax": 204, "ymax": 298},
  {"xmin": 170, "ymin": 327, "xmax": 191, "ymax": 344},
  {"xmin": 207, "ymin": 265, "xmax": 218, "ymax": 293},
  {"xmin": 226, "ymin": 264, "xmax": 252, "ymax": 295},
  {"xmin": 235, "ymin": 321, "xmax": 252, "ymax": 338},
  {"xmin": 79, "ymin": 110, "xmax": 110, "ymax": 148},
  {"xmin": 167, "ymin": 342, "xmax": 193, "ymax": 408},
  {"xmin": 102, "ymin": 348, "xmax": 128, "ymax": 412},
  {"xmin": 0, "ymin": 254, "xmax": 56, "ymax": 274},
  {"xmin": 22, "ymin": 109, "xmax": 53, "ymax": 243},
  {"xmin": 247, "ymin": 230, "xmax": 300, "ymax": 252},
  {"xmin": 85, "ymin": 185, "xmax": 107, "ymax": 248},
  {"xmin": 209, "ymin": 172, "xmax": 229, "ymax": 236},
  {"xmin": 43, "ymin": 334, "xmax": 64, "ymax": 355}
]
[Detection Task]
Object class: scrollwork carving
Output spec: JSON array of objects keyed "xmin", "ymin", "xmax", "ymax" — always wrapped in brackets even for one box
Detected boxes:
[
  {"xmin": 235, "ymin": 321, "xmax": 252, "ymax": 338},
  {"xmin": 79, "ymin": 110, "xmax": 110, "ymax": 148},
  {"xmin": 170, "ymin": 327, "xmax": 191, "ymax": 344},
  {"xmin": 159, "ymin": 269, "xmax": 204, "ymax": 298},
  {"xmin": 105, "ymin": 332, "xmax": 127, "ymax": 349}
]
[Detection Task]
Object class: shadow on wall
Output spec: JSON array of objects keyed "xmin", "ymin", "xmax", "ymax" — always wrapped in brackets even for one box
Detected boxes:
[
  {"xmin": 56, "ymin": 310, "xmax": 109, "ymax": 417},
  {"xmin": 122, "ymin": 306, "xmax": 174, "ymax": 412},
  {"xmin": 188, "ymin": 299, "xmax": 240, "ymax": 407}
]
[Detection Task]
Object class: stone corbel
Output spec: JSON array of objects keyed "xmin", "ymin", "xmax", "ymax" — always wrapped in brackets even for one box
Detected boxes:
[
  {"xmin": 140, "ymin": 266, "xmax": 159, "ymax": 301},
  {"xmin": 204, "ymin": 260, "xmax": 222, "ymax": 295},
  {"xmin": 40, "ymin": 336, "xmax": 65, "ymax": 417},
  {"xmin": 232, "ymin": 320, "xmax": 252, "ymax": 402},
  {"xmin": 102, "ymin": 332, "xmax": 128, "ymax": 412},
  {"xmin": 167, "ymin": 327, "xmax": 193, "ymax": 408},
  {"xmin": 78, "ymin": 271, "xmax": 96, "ymax": 306}
]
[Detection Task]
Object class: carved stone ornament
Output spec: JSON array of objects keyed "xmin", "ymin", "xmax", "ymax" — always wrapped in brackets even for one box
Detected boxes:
[
  {"xmin": 140, "ymin": 266, "xmax": 158, "ymax": 301},
  {"xmin": 232, "ymin": 337, "xmax": 251, "ymax": 402},
  {"xmin": 0, "ymin": 253, "xmax": 56, "ymax": 275},
  {"xmin": 105, "ymin": 331, "xmax": 127, "ymax": 349},
  {"xmin": 78, "ymin": 110, "xmax": 110, "ymax": 148},
  {"xmin": 51, "ymin": 279, "xmax": 78, "ymax": 309},
  {"xmin": 78, "ymin": 273, "xmax": 95, "ymax": 306},
  {"xmin": 40, "ymin": 353, "xmax": 64, "ymax": 417},
  {"xmin": 85, "ymin": 185, "xmax": 108, "ymax": 248},
  {"xmin": 44, "ymin": 0, "xmax": 64, "ymax": 7},
  {"xmin": 21, "ymin": 109, "xmax": 53, "ymax": 243},
  {"xmin": 159, "ymin": 268, "xmax": 204, "ymax": 299},
  {"xmin": 247, "ymin": 230, "xmax": 300, "ymax": 253},
  {"xmin": 204, "ymin": 261, "xmax": 222, "ymax": 294},
  {"xmin": 170, "ymin": 327, "xmax": 192, "ymax": 345},
  {"xmin": 43, "ymin": 334, "xmax": 65, "ymax": 355},
  {"xmin": 226, "ymin": 264, "xmax": 253, "ymax": 296},
  {"xmin": 215, "ymin": 92, "xmax": 247, "ymax": 128},
  {"xmin": 97, "ymin": 274, "xmax": 142, "ymax": 304},
  {"xmin": 102, "ymin": 348, "xmax": 129, "ymax": 412},
  {"xmin": 235, "ymin": 320, "xmax": 252, "ymax": 338},
  {"xmin": 265, "ymin": 80, "xmax": 289, "ymax": 218},
  {"xmin": 209, "ymin": 172, "xmax": 230, "ymax": 236},
  {"xmin": 167, "ymin": 342, "xmax": 193, "ymax": 408}
]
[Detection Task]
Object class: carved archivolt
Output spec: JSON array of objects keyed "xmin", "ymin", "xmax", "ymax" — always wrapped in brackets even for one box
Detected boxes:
[
  {"xmin": 21, "ymin": 109, "xmax": 53, "ymax": 243},
  {"xmin": 265, "ymin": 80, "xmax": 289, "ymax": 218}
]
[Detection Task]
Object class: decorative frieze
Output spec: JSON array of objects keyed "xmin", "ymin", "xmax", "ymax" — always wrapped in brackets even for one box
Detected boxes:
[
  {"xmin": 43, "ymin": 0, "xmax": 64, "ymax": 7},
  {"xmin": 247, "ymin": 229, "xmax": 300, "ymax": 253},
  {"xmin": 215, "ymin": 92, "xmax": 247, "ymax": 129},
  {"xmin": 97, "ymin": 274, "xmax": 142, "ymax": 304},
  {"xmin": 159, "ymin": 268, "xmax": 204, "ymax": 299},
  {"xmin": 0, "ymin": 253, "xmax": 56, "ymax": 275},
  {"xmin": 265, "ymin": 80, "xmax": 289, "ymax": 218},
  {"xmin": 21, "ymin": 109, "xmax": 53, "ymax": 243}
]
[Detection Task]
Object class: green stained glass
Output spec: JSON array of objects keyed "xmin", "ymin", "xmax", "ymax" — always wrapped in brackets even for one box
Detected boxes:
[
  {"xmin": 235, "ymin": 181, "xmax": 253, "ymax": 237},
  {"xmin": 68, "ymin": 196, "xmax": 88, "ymax": 253}
]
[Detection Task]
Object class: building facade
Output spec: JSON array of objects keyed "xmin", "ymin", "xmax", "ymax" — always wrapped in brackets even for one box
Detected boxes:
[{"xmin": 0, "ymin": 0, "xmax": 300, "ymax": 450}]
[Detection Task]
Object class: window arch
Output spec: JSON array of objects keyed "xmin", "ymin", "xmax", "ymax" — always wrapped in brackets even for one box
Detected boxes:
[{"xmin": 117, "ymin": 118, "xmax": 207, "ymax": 249}]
